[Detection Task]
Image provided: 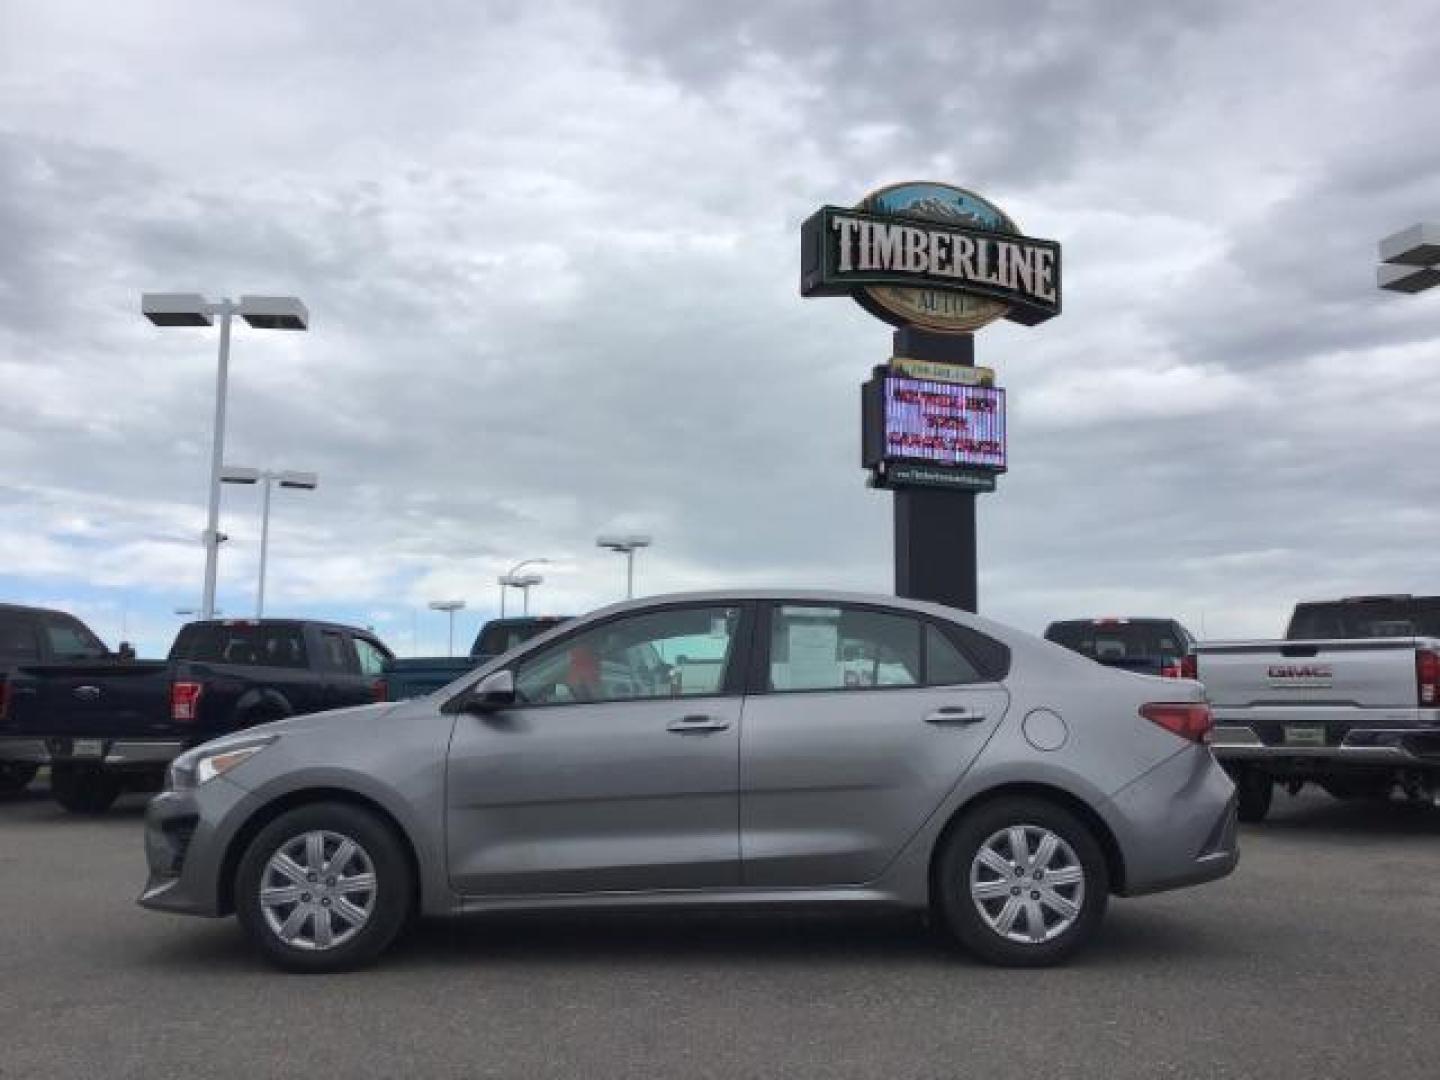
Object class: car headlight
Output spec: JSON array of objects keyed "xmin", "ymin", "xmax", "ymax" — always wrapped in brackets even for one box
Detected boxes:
[{"xmin": 168, "ymin": 738, "xmax": 275, "ymax": 790}]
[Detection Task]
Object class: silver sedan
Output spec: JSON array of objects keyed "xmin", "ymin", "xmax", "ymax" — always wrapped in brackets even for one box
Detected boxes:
[{"xmin": 140, "ymin": 590, "xmax": 1237, "ymax": 971}]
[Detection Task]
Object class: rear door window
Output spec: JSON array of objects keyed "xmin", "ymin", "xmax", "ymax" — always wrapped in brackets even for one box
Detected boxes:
[
  {"xmin": 768, "ymin": 605, "xmax": 922, "ymax": 691},
  {"xmin": 320, "ymin": 630, "xmax": 356, "ymax": 673}
]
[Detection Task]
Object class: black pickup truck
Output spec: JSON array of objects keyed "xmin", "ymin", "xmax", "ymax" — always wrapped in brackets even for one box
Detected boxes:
[
  {"xmin": 379, "ymin": 615, "xmax": 572, "ymax": 700},
  {"xmin": 0, "ymin": 612, "xmax": 392, "ymax": 813}
]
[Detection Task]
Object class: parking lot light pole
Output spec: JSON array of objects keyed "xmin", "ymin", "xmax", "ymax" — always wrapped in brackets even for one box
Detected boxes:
[
  {"xmin": 221, "ymin": 466, "xmax": 319, "ymax": 618},
  {"xmin": 1378, "ymin": 223, "xmax": 1440, "ymax": 294},
  {"xmin": 142, "ymin": 293, "xmax": 309, "ymax": 620},
  {"xmin": 499, "ymin": 558, "xmax": 550, "ymax": 617},
  {"xmin": 428, "ymin": 600, "xmax": 466, "ymax": 656},
  {"xmin": 596, "ymin": 535, "xmax": 652, "ymax": 599}
]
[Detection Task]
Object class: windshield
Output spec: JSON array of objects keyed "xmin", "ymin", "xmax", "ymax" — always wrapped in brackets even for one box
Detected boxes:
[
  {"xmin": 1045, "ymin": 621, "xmax": 1189, "ymax": 663},
  {"xmin": 1287, "ymin": 599, "xmax": 1440, "ymax": 640}
]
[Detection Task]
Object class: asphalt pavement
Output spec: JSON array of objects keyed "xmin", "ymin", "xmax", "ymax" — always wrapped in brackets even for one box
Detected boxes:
[{"xmin": 2, "ymin": 781, "xmax": 1437, "ymax": 1080}]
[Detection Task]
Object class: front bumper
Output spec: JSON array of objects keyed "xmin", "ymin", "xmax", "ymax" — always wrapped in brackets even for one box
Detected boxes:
[
  {"xmin": 0, "ymin": 736, "xmax": 186, "ymax": 768},
  {"xmin": 137, "ymin": 778, "xmax": 256, "ymax": 917}
]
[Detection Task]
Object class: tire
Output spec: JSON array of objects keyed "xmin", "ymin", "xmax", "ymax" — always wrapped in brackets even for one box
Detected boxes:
[
  {"xmin": 1234, "ymin": 769, "xmax": 1273, "ymax": 823},
  {"xmin": 934, "ymin": 796, "xmax": 1109, "ymax": 967},
  {"xmin": 235, "ymin": 802, "xmax": 413, "ymax": 973},
  {"xmin": 49, "ymin": 765, "xmax": 120, "ymax": 814},
  {"xmin": 0, "ymin": 762, "xmax": 39, "ymax": 794}
]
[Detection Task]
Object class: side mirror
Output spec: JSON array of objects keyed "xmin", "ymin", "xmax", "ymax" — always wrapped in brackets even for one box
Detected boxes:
[{"xmin": 463, "ymin": 670, "xmax": 516, "ymax": 713}]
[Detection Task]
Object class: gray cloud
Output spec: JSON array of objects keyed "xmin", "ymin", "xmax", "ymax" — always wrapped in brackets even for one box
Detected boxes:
[{"xmin": 1, "ymin": 0, "xmax": 1439, "ymax": 655}]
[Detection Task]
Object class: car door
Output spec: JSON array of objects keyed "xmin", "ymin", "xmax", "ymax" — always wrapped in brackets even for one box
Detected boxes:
[
  {"xmin": 445, "ymin": 602, "xmax": 750, "ymax": 896},
  {"xmin": 312, "ymin": 627, "xmax": 359, "ymax": 711},
  {"xmin": 740, "ymin": 601, "xmax": 1010, "ymax": 887}
]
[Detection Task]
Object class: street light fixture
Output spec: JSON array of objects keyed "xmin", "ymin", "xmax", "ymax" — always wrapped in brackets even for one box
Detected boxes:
[
  {"xmin": 428, "ymin": 600, "xmax": 466, "ymax": 656},
  {"xmin": 498, "ymin": 558, "xmax": 550, "ymax": 617},
  {"xmin": 1378, "ymin": 223, "xmax": 1440, "ymax": 294},
  {"xmin": 220, "ymin": 465, "xmax": 319, "ymax": 618},
  {"xmin": 596, "ymin": 534, "xmax": 653, "ymax": 599},
  {"xmin": 498, "ymin": 572, "xmax": 544, "ymax": 615},
  {"xmin": 143, "ymin": 292, "xmax": 309, "ymax": 620}
]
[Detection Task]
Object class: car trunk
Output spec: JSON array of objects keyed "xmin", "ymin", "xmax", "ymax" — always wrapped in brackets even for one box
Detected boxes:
[
  {"xmin": 3, "ymin": 661, "xmax": 173, "ymax": 737},
  {"xmin": 1196, "ymin": 639, "xmax": 1421, "ymax": 710}
]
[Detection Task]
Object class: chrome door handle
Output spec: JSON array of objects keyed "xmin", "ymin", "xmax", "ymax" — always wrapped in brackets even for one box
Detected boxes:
[
  {"xmin": 667, "ymin": 714, "xmax": 730, "ymax": 733},
  {"xmin": 925, "ymin": 706, "xmax": 986, "ymax": 725}
]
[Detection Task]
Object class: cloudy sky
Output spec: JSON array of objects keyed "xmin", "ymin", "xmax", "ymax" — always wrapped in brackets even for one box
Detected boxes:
[{"xmin": 2, "ymin": 0, "xmax": 1438, "ymax": 657}]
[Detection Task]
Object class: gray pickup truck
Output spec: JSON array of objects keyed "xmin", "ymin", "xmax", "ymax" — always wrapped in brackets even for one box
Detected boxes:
[{"xmin": 1198, "ymin": 595, "xmax": 1440, "ymax": 821}]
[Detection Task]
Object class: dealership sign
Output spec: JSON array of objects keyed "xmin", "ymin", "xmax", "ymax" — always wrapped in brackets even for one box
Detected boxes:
[{"xmin": 801, "ymin": 182, "xmax": 1061, "ymax": 333}]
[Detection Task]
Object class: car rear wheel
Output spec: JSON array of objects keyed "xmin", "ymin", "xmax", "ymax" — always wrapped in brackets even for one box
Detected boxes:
[
  {"xmin": 235, "ymin": 803, "xmax": 412, "ymax": 973},
  {"xmin": 49, "ymin": 765, "xmax": 120, "ymax": 814},
  {"xmin": 935, "ymin": 796, "xmax": 1108, "ymax": 967},
  {"xmin": 0, "ymin": 762, "xmax": 39, "ymax": 794}
]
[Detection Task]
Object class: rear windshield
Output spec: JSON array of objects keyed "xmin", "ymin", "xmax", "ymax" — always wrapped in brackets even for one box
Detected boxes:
[
  {"xmin": 1287, "ymin": 599, "xmax": 1440, "ymax": 640},
  {"xmin": 1045, "ymin": 621, "xmax": 1188, "ymax": 661},
  {"xmin": 173, "ymin": 623, "xmax": 309, "ymax": 668}
]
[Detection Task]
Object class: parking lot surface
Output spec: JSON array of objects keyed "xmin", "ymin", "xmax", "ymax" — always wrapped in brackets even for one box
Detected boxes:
[{"xmin": 1, "ymin": 782, "xmax": 1437, "ymax": 1080}]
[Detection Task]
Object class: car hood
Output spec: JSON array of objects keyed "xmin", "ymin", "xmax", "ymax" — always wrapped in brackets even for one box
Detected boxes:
[{"xmin": 186, "ymin": 702, "xmax": 400, "ymax": 755}]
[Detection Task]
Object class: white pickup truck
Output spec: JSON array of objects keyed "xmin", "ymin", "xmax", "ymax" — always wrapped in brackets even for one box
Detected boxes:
[{"xmin": 1197, "ymin": 595, "xmax": 1440, "ymax": 822}]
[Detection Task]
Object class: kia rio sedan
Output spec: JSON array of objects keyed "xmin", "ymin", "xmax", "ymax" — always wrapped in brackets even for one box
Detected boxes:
[{"xmin": 140, "ymin": 591, "xmax": 1237, "ymax": 971}]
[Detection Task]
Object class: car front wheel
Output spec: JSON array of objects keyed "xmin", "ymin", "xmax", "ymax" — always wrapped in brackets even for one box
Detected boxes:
[
  {"xmin": 235, "ymin": 802, "xmax": 413, "ymax": 973},
  {"xmin": 935, "ymin": 796, "xmax": 1108, "ymax": 967}
]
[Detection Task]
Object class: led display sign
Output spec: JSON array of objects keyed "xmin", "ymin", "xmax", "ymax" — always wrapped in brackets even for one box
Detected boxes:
[{"xmin": 863, "ymin": 373, "xmax": 1006, "ymax": 474}]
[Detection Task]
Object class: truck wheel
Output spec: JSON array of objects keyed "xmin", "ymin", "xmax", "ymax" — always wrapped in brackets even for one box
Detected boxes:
[
  {"xmin": 0, "ymin": 762, "xmax": 39, "ymax": 794},
  {"xmin": 933, "ymin": 796, "xmax": 1108, "ymax": 967},
  {"xmin": 235, "ymin": 802, "xmax": 413, "ymax": 973},
  {"xmin": 1234, "ymin": 769, "xmax": 1273, "ymax": 823},
  {"xmin": 49, "ymin": 765, "xmax": 121, "ymax": 814}
]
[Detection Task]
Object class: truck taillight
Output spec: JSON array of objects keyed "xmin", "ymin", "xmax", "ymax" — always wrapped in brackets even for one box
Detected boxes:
[
  {"xmin": 1140, "ymin": 702, "xmax": 1213, "ymax": 743},
  {"xmin": 1418, "ymin": 649, "xmax": 1440, "ymax": 707},
  {"xmin": 171, "ymin": 681, "xmax": 204, "ymax": 722},
  {"xmin": 371, "ymin": 679, "xmax": 388, "ymax": 703}
]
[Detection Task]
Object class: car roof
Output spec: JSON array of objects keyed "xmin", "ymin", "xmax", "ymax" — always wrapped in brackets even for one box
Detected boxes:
[
  {"xmin": 180, "ymin": 618, "xmax": 380, "ymax": 637},
  {"xmin": 574, "ymin": 589, "xmax": 1019, "ymax": 638}
]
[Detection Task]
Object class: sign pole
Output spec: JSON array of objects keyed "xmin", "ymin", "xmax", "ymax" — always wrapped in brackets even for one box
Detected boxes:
[{"xmin": 889, "ymin": 327, "xmax": 980, "ymax": 612}]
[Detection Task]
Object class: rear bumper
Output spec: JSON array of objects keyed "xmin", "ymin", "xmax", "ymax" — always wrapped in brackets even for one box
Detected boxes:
[
  {"xmin": 0, "ymin": 736, "xmax": 186, "ymax": 768},
  {"xmin": 1212, "ymin": 724, "xmax": 1440, "ymax": 766},
  {"xmin": 1106, "ymin": 746, "xmax": 1239, "ymax": 897}
]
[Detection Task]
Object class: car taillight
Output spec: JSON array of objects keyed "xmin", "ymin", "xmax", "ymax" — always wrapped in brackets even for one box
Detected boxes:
[
  {"xmin": 1418, "ymin": 649, "xmax": 1440, "ymax": 707},
  {"xmin": 0, "ymin": 677, "xmax": 9, "ymax": 722},
  {"xmin": 371, "ymin": 679, "xmax": 388, "ymax": 703},
  {"xmin": 171, "ymin": 681, "xmax": 204, "ymax": 722},
  {"xmin": 1140, "ymin": 702, "xmax": 1213, "ymax": 743}
]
